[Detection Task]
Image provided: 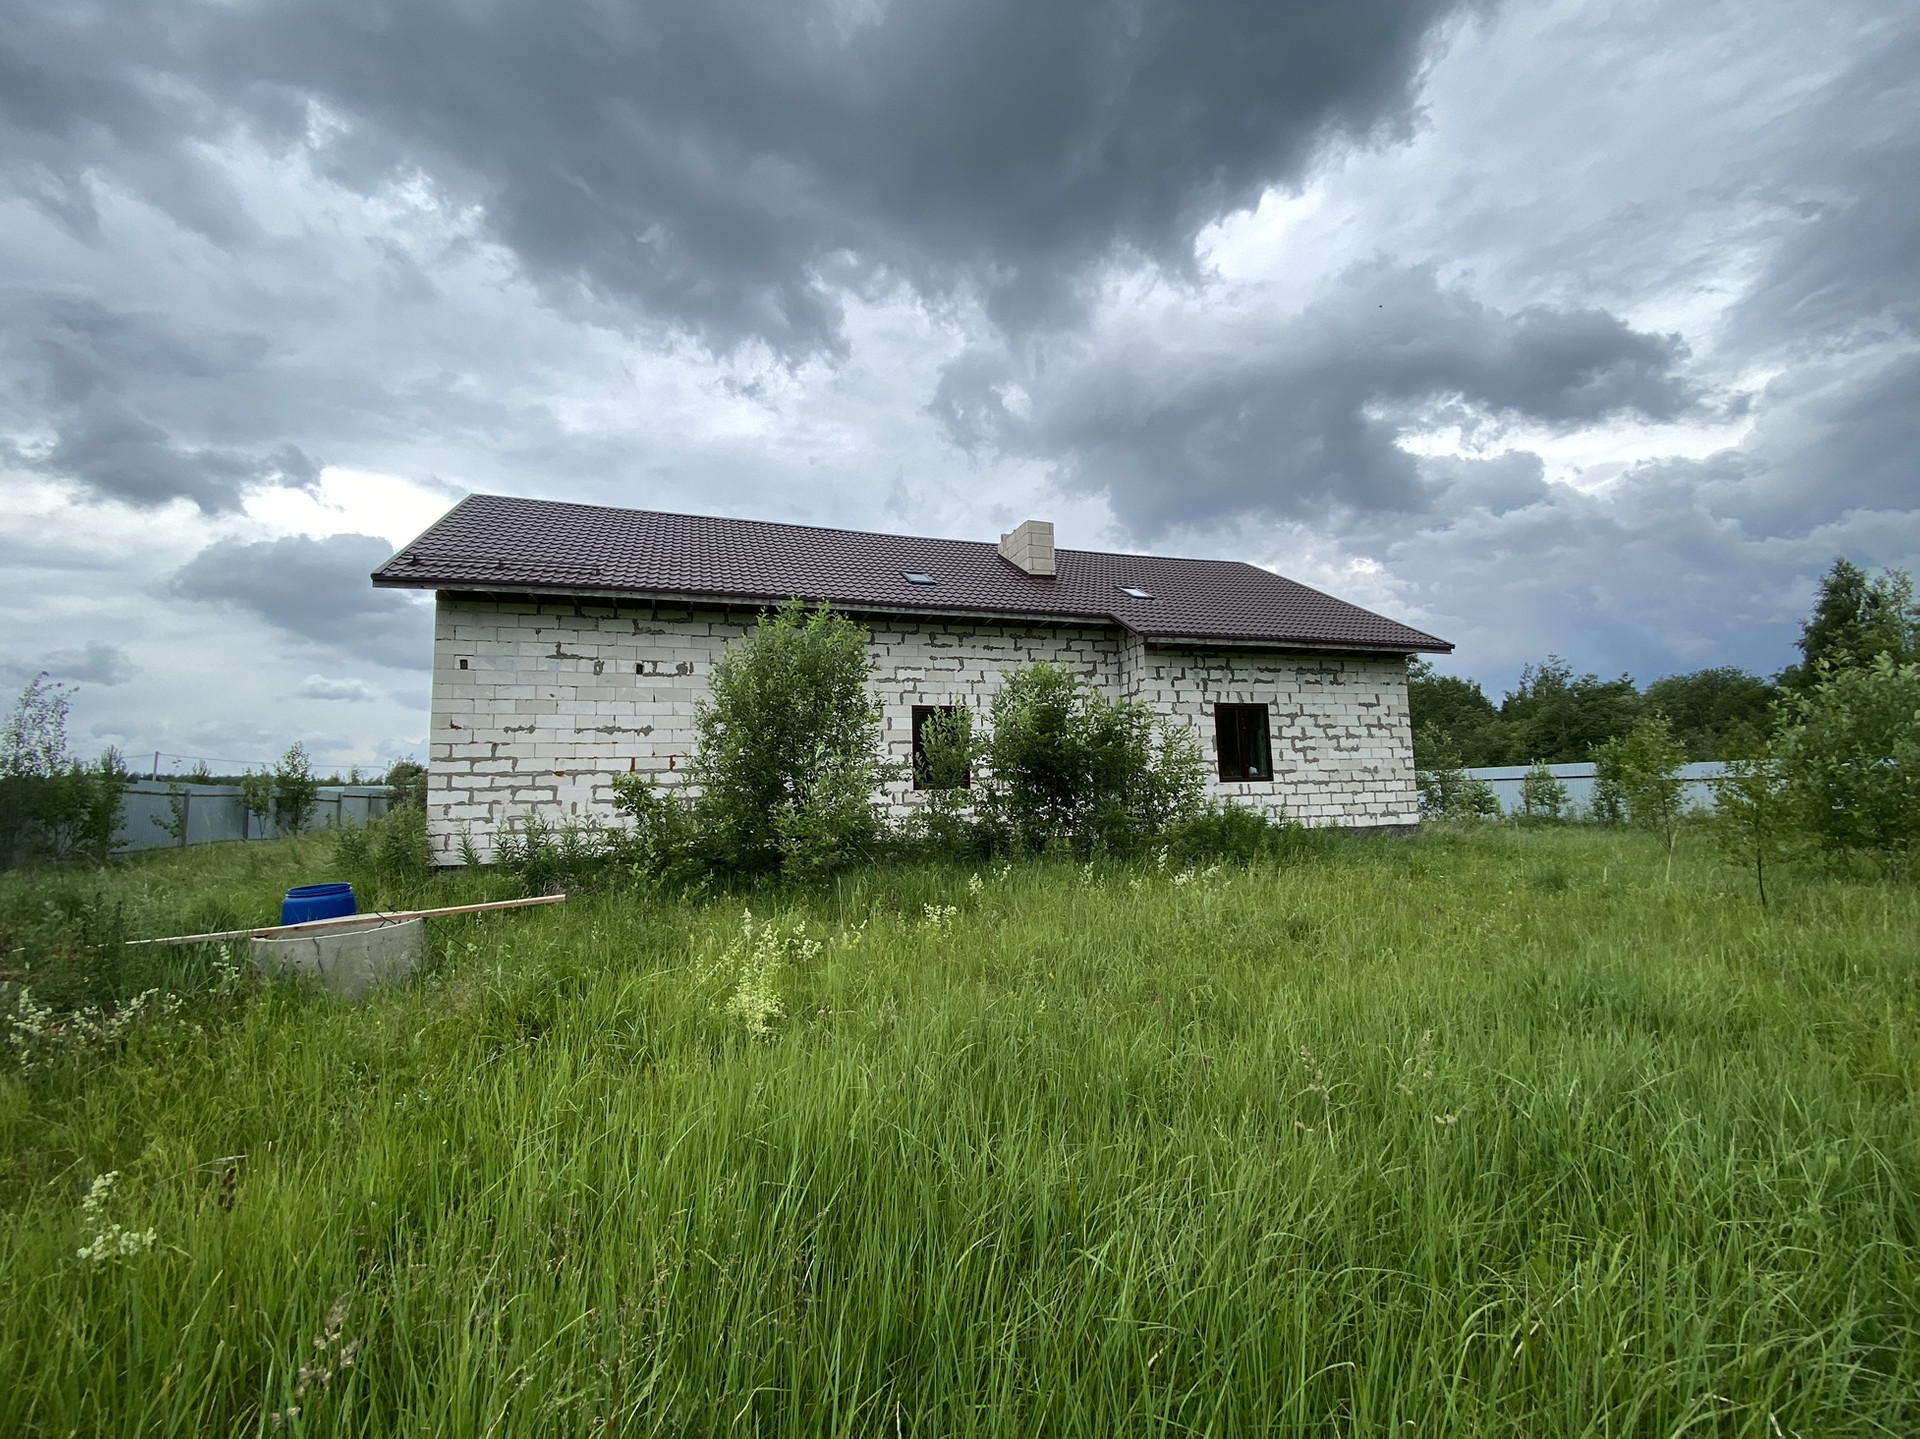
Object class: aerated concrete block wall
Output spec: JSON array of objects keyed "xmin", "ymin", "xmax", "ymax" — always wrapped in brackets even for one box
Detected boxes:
[
  {"xmin": 427, "ymin": 595, "xmax": 1414, "ymax": 863},
  {"xmin": 1128, "ymin": 648, "xmax": 1418, "ymax": 827}
]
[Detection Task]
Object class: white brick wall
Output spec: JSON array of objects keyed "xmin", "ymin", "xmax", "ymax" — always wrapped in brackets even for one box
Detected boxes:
[
  {"xmin": 426, "ymin": 596, "xmax": 1415, "ymax": 862},
  {"xmin": 1127, "ymin": 647, "xmax": 1418, "ymax": 827}
]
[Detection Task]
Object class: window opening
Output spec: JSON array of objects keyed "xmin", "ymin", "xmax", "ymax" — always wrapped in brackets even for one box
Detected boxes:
[
  {"xmin": 911, "ymin": 704, "xmax": 971, "ymax": 790},
  {"xmin": 903, "ymin": 571, "xmax": 936, "ymax": 585},
  {"xmin": 1214, "ymin": 703, "xmax": 1272, "ymax": 782},
  {"xmin": 1118, "ymin": 585, "xmax": 1155, "ymax": 600}
]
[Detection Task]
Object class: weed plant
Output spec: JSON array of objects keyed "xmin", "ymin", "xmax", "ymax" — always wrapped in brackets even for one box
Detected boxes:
[{"xmin": 0, "ymin": 826, "xmax": 1914, "ymax": 1434}]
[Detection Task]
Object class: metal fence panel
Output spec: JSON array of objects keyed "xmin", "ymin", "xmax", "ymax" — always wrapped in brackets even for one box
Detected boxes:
[
  {"xmin": 1460, "ymin": 761, "xmax": 1725, "ymax": 817},
  {"xmin": 113, "ymin": 785, "xmax": 393, "ymax": 854}
]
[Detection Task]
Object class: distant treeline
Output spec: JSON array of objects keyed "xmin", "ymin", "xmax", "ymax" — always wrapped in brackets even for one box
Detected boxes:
[{"xmin": 1412, "ymin": 558, "xmax": 1919, "ymax": 768}]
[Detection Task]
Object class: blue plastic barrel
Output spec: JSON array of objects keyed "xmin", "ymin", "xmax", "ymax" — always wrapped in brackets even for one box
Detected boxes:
[{"xmin": 281, "ymin": 882, "xmax": 356, "ymax": 926}]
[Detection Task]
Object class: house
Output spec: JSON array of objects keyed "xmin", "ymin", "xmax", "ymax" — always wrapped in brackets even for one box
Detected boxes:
[{"xmin": 371, "ymin": 494, "xmax": 1452, "ymax": 863}]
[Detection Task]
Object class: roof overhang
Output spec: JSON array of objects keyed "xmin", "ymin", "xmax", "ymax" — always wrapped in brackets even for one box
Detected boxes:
[{"xmin": 390, "ymin": 577, "xmax": 1450, "ymax": 654}]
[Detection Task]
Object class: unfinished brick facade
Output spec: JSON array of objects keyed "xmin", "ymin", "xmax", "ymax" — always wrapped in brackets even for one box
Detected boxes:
[{"xmin": 427, "ymin": 594, "xmax": 1417, "ymax": 863}]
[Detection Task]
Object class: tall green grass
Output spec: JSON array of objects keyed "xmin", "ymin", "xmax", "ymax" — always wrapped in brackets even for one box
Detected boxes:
[{"xmin": 2, "ymin": 827, "xmax": 1915, "ymax": 1435}]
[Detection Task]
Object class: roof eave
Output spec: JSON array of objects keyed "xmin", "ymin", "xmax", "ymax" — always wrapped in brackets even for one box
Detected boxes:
[
  {"xmin": 373, "ymin": 571, "xmax": 1448, "ymax": 652},
  {"xmin": 1133, "ymin": 630, "xmax": 1452, "ymax": 655},
  {"xmin": 386, "ymin": 575, "xmax": 1118, "ymax": 631}
]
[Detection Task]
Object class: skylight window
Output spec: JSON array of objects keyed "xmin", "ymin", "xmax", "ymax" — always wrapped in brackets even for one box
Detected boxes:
[
  {"xmin": 903, "ymin": 571, "xmax": 936, "ymax": 585},
  {"xmin": 1118, "ymin": 585, "xmax": 1155, "ymax": 600}
]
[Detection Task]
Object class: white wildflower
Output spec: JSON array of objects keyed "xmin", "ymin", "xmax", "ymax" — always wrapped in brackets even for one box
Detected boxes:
[
  {"xmin": 704, "ymin": 911, "xmax": 819, "ymax": 1040},
  {"xmin": 75, "ymin": 1171, "xmax": 156, "ymax": 1265}
]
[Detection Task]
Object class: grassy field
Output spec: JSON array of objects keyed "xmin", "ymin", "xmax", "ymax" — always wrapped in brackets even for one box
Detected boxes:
[{"xmin": 1, "ymin": 826, "xmax": 1915, "ymax": 1435}]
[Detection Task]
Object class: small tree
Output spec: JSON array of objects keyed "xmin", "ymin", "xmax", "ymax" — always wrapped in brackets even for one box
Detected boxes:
[
  {"xmin": 1519, "ymin": 760, "xmax": 1567, "ymax": 819},
  {"xmin": 0, "ymin": 679, "xmax": 130, "ymax": 866},
  {"xmin": 1780, "ymin": 559, "xmax": 1919, "ymax": 691},
  {"xmin": 1594, "ymin": 715, "xmax": 1689, "ymax": 880},
  {"xmin": 384, "ymin": 758, "xmax": 428, "ymax": 811},
  {"xmin": 1710, "ymin": 743, "xmax": 1791, "ymax": 906},
  {"xmin": 240, "ymin": 768, "xmax": 276, "ymax": 839},
  {"xmin": 272, "ymin": 743, "xmax": 320, "ymax": 836},
  {"xmin": 1413, "ymin": 723, "xmax": 1500, "ymax": 820},
  {"xmin": 1, "ymin": 674, "xmax": 72, "ymax": 779},
  {"xmin": 688, "ymin": 599, "xmax": 885, "ymax": 877},
  {"xmin": 1773, "ymin": 654, "xmax": 1920, "ymax": 876}
]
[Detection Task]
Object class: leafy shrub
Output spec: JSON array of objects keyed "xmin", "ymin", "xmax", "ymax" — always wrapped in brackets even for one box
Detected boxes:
[
  {"xmin": 1774, "ymin": 654, "xmax": 1920, "ymax": 875},
  {"xmin": 0, "ymin": 756, "xmax": 131, "ymax": 867},
  {"xmin": 384, "ymin": 759, "xmax": 428, "ymax": 811},
  {"xmin": 910, "ymin": 707, "xmax": 980, "ymax": 854},
  {"xmin": 975, "ymin": 663, "xmax": 1204, "ymax": 855},
  {"xmin": 493, "ymin": 813, "xmax": 613, "ymax": 894},
  {"xmin": 239, "ymin": 768, "xmax": 277, "ymax": 839},
  {"xmin": 273, "ymin": 743, "xmax": 321, "ymax": 835},
  {"xmin": 1163, "ymin": 803, "xmax": 1323, "ymax": 865},
  {"xmin": 1593, "ymin": 715, "xmax": 1689, "ymax": 879},
  {"xmin": 687, "ymin": 599, "xmax": 886, "ymax": 878},
  {"xmin": 1518, "ymin": 761, "xmax": 1568, "ymax": 820},
  {"xmin": 0, "ymin": 676, "xmax": 131, "ymax": 867},
  {"xmin": 1710, "ymin": 745, "xmax": 1793, "ymax": 905},
  {"xmin": 608, "ymin": 773, "xmax": 705, "ymax": 886},
  {"xmin": 1412, "ymin": 725, "xmax": 1499, "ymax": 820},
  {"xmin": 331, "ymin": 804, "xmax": 431, "ymax": 893}
]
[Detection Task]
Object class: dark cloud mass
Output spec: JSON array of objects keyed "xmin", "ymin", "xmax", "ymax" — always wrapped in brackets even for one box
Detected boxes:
[
  {"xmin": 1722, "ymin": 30, "xmax": 1919, "ymax": 355},
  {"xmin": 0, "ymin": 0, "xmax": 1914, "ymax": 756},
  {"xmin": 3, "ymin": 0, "xmax": 1471, "ymax": 355},
  {"xmin": 167, "ymin": 534, "xmax": 429, "ymax": 669},
  {"xmin": 941, "ymin": 262, "xmax": 1695, "ymax": 533},
  {"xmin": 0, "ymin": 294, "xmax": 316, "ymax": 511}
]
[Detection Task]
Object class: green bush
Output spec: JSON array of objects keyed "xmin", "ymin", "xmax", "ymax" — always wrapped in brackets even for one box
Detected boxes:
[
  {"xmin": 1413, "ymin": 724, "xmax": 1499, "ymax": 820},
  {"xmin": 686, "ymin": 599, "xmax": 886, "ymax": 879},
  {"xmin": 1518, "ymin": 760, "xmax": 1568, "ymax": 820},
  {"xmin": 272, "ymin": 743, "xmax": 320, "ymax": 835},
  {"xmin": 493, "ymin": 813, "xmax": 614, "ymax": 894},
  {"xmin": 1163, "ymin": 802, "xmax": 1323, "ymax": 865},
  {"xmin": 976, "ymin": 662, "xmax": 1204, "ymax": 855},
  {"xmin": 330, "ymin": 804, "xmax": 431, "ymax": 896},
  {"xmin": 1593, "ymin": 714, "xmax": 1689, "ymax": 881},
  {"xmin": 384, "ymin": 758, "xmax": 428, "ymax": 811},
  {"xmin": 608, "ymin": 773, "xmax": 707, "ymax": 887},
  {"xmin": 1774, "ymin": 654, "xmax": 1920, "ymax": 875},
  {"xmin": 0, "ymin": 676, "xmax": 131, "ymax": 867},
  {"xmin": 909, "ymin": 706, "xmax": 980, "ymax": 854},
  {"xmin": 1709, "ymin": 744, "xmax": 1793, "ymax": 905}
]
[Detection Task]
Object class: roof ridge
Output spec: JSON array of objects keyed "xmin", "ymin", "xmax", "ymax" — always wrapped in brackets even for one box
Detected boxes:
[{"xmin": 453, "ymin": 492, "xmax": 1288, "ymax": 571}]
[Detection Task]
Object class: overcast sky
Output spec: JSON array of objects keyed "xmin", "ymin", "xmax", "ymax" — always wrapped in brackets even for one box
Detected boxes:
[{"xmin": 2, "ymin": 0, "xmax": 1914, "ymax": 773}]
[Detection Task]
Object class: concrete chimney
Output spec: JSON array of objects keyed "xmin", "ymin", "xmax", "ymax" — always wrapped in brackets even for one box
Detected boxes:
[{"xmin": 997, "ymin": 519, "xmax": 1056, "ymax": 576}]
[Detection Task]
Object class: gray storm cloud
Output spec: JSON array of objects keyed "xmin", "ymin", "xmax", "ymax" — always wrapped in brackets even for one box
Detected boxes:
[
  {"xmin": 167, "ymin": 534, "xmax": 430, "ymax": 670},
  {"xmin": 938, "ymin": 262, "xmax": 1697, "ymax": 533},
  {"xmin": 0, "ymin": 295, "xmax": 316, "ymax": 512},
  {"xmin": 0, "ymin": 0, "xmax": 1913, "ymax": 756},
  {"xmin": 3, "ymin": 0, "xmax": 1473, "ymax": 356}
]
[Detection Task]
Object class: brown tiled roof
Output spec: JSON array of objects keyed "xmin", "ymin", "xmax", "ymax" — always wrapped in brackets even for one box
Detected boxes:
[{"xmin": 371, "ymin": 494, "xmax": 1451, "ymax": 652}]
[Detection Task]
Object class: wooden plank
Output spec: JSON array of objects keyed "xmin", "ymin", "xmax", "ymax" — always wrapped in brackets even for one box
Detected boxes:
[{"xmin": 125, "ymin": 893, "xmax": 568, "ymax": 948}]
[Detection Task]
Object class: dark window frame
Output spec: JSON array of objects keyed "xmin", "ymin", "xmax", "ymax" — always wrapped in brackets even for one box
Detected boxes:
[
  {"xmin": 1214, "ymin": 703, "xmax": 1273, "ymax": 782},
  {"xmin": 911, "ymin": 704, "xmax": 971, "ymax": 791}
]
